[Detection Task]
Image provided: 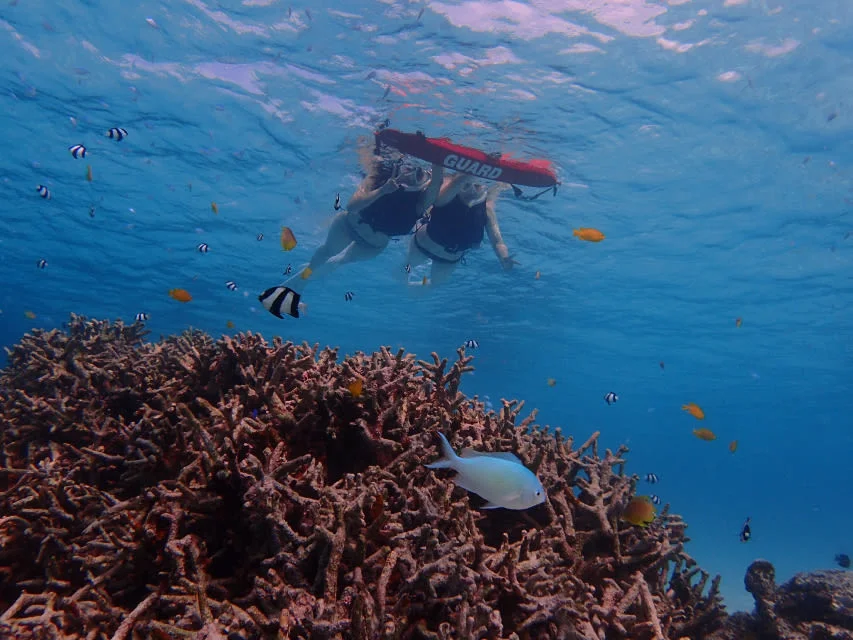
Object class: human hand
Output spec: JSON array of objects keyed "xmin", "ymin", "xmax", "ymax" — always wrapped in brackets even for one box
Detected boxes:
[
  {"xmin": 501, "ymin": 255, "xmax": 519, "ymax": 271},
  {"xmin": 381, "ymin": 178, "xmax": 401, "ymax": 194}
]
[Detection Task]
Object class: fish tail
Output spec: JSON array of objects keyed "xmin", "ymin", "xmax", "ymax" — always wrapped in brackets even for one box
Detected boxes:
[{"xmin": 424, "ymin": 432, "xmax": 458, "ymax": 470}]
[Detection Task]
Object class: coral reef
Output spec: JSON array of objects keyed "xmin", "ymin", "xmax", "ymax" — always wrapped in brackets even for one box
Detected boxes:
[
  {"xmin": 0, "ymin": 315, "xmax": 728, "ymax": 639},
  {"xmin": 710, "ymin": 561, "xmax": 853, "ymax": 640}
]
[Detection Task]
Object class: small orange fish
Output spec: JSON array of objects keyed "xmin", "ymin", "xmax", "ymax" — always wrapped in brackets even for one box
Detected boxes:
[
  {"xmin": 693, "ymin": 428, "xmax": 717, "ymax": 442},
  {"xmin": 573, "ymin": 227, "xmax": 605, "ymax": 242},
  {"xmin": 211, "ymin": 201, "xmax": 219, "ymax": 214},
  {"xmin": 622, "ymin": 496, "xmax": 656, "ymax": 527},
  {"xmin": 534, "ymin": 270, "xmax": 541, "ymax": 280},
  {"xmin": 300, "ymin": 267, "xmax": 312, "ymax": 280},
  {"xmin": 729, "ymin": 440, "xmax": 738, "ymax": 453},
  {"xmin": 86, "ymin": 165, "xmax": 93, "ymax": 182},
  {"xmin": 348, "ymin": 379, "xmax": 364, "ymax": 397},
  {"xmin": 226, "ymin": 320, "xmax": 235, "ymax": 329},
  {"xmin": 168, "ymin": 288, "xmax": 192, "ymax": 303},
  {"xmin": 547, "ymin": 378, "xmax": 557, "ymax": 387},
  {"xmin": 735, "ymin": 317, "xmax": 743, "ymax": 328},
  {"xmin": 280, "ymin": 226, "xmax": 297, "ymax": 251},
  {"xmin": 682, "ymin": 403, "xmax": 705, "ymax": 420},
  {"xmin": 24, "ymin": 310, "xmax": 36, "ymax": 319},
  {"xmin": 422, "ymin": 276, "xmax": 428, "ymax": 285}
]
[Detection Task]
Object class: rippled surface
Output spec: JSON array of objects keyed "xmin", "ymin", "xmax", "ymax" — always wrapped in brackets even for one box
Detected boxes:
[{"xmin": 2, "ymin": 0, "xmax": 852, "ymax": 612}]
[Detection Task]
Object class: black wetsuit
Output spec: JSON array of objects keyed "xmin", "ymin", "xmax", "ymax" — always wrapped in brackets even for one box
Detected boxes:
[
  {"xmin": 358, "ymin": 189, "xmax": 422, "ymax": 236},
  {"xmin": 425, "ymin": 195, "xmax": 487, "ymax": 253}
]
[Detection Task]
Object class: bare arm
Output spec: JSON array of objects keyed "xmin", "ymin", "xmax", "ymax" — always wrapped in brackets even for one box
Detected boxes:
[
  {"xmin": 434, "ymin": 172, "xmax": 473, "ymax": 207},
  {"xmin": 347, "ymin": 181, "xmax": 394, "ymax": 214},
  {"xmin": 484, "ymin": 186, "xmax": 516, "ymax": 269},
  {"xmin": 416, "ymin": 163, "xmax": 444, "ymax": 216}
]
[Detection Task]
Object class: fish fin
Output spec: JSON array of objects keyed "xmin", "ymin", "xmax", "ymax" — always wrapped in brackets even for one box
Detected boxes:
[
  {"xmin": 450, "ymin": 474, "xmax": 478, "ymax": 494},
  {"xmin": 480, "ymin": 501, "xmax": 503, "ymax": 509},
  {"xmin": 424, "ymin": 432, "xmax": 459, "ymax": 470},
  {"xmin": 459, "ymin": 448, "xmax": 523, "ymax": 464}
]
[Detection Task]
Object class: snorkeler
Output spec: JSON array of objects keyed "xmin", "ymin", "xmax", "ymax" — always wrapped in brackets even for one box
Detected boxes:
[
  {"xmin": 401, "ymin": 170, "xmax": 516, "ymax": 287},
  {"xmin": 296, "ymin": 143, "xmax": 441, "ymax": 283}
]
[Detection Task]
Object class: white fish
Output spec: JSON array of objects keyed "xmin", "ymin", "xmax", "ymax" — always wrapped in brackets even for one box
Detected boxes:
[{"xmin": 425, "ymin": 432, "xmax": 545, "ymax": 510}]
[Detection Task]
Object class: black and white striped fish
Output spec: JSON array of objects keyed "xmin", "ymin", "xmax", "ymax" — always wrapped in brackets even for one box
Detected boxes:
[
  {"xmin": 36, "ymin": 185, "xmax": 51, "ymax": 199},
  {"xmin": 225, "ymin": 281, "xmax": 238, "ymax": 291},
  {"xmin": 463, "ymin": 339, "xmax": 479, "ymax": 349},
  {"xmin": 604, "ymin": 391, "xmax": 619, "ymax": 405},
  {"xmin": 284, "ymin": 264, "xmax": 292, "ymax": 275},
  {"xmin": 106, "ymin": 127, "xmax": 128, "ymax": 141},
  {"xmin": 344, "ymin": 291, "xmax": 354, "ymax": 301},
  {"xmin": 197, "ymin": 243, "xmax": 209, "ymax": 253},
  {"xmin": 257, "ymin": 233, "xmax": 264, "ymax": 241},
  {"xmin": 135, "ymin": 312, "xmax": 149, "ymax": 322},
  {"xmin": 650, "ymin": 495, "xmax": 661, "ymax": 505},
  {"xmin": 645, "ymin": 473, "xmax": 659, "ymax": 484},
  {"xmin": 36, "ymin": 259, "xmax": 47, "ymax": 269},
  {"xmin": 258, "ymin": 285, "xmax": 301, "ymax": 319},
  {"xmin": 69, "ymin": 144, "xmax": 87, "ymax": 159},
  {"xmin": 404, "ymin": 264, "xmax": 412, "ymax": 274},
  {"xmin": 334, "ymin": 193, "xmax": 342, "ymax": 211},
  {"xmin": 739, "ymin": 518, "xmax": 751, "ymax": 543}
]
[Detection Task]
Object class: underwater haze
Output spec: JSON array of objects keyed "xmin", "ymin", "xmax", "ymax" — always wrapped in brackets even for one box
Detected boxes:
[{"xmin": 1, "ymin": 0, "xmax": 852, "ymax": 614}]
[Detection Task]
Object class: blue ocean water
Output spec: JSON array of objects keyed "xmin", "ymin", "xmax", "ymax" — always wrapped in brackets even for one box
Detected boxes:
[{"xmin": 1, "ymin": 0, "xmax": 851, "ymax": 614}]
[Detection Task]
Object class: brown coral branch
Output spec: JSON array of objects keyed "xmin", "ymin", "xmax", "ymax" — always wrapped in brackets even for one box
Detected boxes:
[{"xmin": 0, "ymin": 315, "xmax": 728, "ymax": 640}]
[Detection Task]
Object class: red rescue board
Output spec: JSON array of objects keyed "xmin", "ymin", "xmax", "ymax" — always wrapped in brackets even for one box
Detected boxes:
[{"xmin": 375, "ymin": 128, "xmax": 558, "ymax": 188}]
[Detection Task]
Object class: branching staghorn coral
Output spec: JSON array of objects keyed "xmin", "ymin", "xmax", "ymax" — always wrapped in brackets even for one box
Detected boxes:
[{"xmin": 0, "ymin": 314, "xmax": 726, "ymax": 639}]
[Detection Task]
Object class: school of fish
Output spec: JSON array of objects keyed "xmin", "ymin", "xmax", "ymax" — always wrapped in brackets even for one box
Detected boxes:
[{"xmin": 26, "ymin": 122, "xmax": 758, "ymax": 545}]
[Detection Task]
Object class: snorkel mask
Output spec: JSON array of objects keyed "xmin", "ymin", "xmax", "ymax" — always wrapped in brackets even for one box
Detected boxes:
[
  {"xmin": 459, "ymin": 180, "xmax": 488, "ymax": 206},
  {"xmin": 394, "ymin": 162, "xmax": 431, "ymax": 191}
]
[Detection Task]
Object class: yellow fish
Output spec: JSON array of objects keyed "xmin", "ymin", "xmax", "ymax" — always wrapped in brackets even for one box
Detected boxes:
[
  {"xmin": 24, "ymin": 310, "xmax": 37, "ymax": 319},
  {"xmin": 86, "ymin": 165, "xmax": 93, "ymax": 182},
  {"xmin": 573, "ymin": 227, "xmax": 605, "ymax": 242},
  {"xmin": 280, "ymin": 226, "xmax": 298, "ymax": 251},
  {"xmin": 693, "ymin": 428, "xmax": 717, "ymax": 442},
  {"xmin": 300, "ymin": 267, "xmax": 312, "ymax": 280},
  {"xmin": 729, "ymin": 440, "xmax": 738, "ymax": 454},
  {"xmin": 547, "ymin": 378, "xmax": 557, "ymax": 387},
  {"xmin": 348, "ymin": 379, "xmax": 364, "ymax": 398},
  {"xmin": 168, "ymin": 288, "xmax": 192, "ymax": 303},
  {"xmin": 211, "ymin": 201, "xmax": 219, "ymax": 214},
  {"xmin": 735, "ymin": 317, "xmax": 743, "ymax": 328},
  {"xmin": 682, "ymin": 403, "xmax": 705, "ymax": 420},
  {"xmin": 622, "ymin": 496, "xmax": 656, "ymax": 527}
]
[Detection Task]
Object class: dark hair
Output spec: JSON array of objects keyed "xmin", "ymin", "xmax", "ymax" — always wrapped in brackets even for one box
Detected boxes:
[{"xmin": 367, "ymin": 155, "xmax": 397, "ymax": 191}]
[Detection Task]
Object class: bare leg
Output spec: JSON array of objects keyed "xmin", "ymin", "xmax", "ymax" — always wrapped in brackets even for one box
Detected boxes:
[
  {"xmin": 306, "ymin": 212, "xmax": 354, "ymax": 272},
  {"xmin": 325, "ymin": 239, "xmax": 385, "ymax": 269},
  {"xmin": 428, "ymin": 259, "xmax": 458, "ymax": 287},
  {"xmin": 395, "ymin": 236, "xmax": 430, "ymax": 284}
]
